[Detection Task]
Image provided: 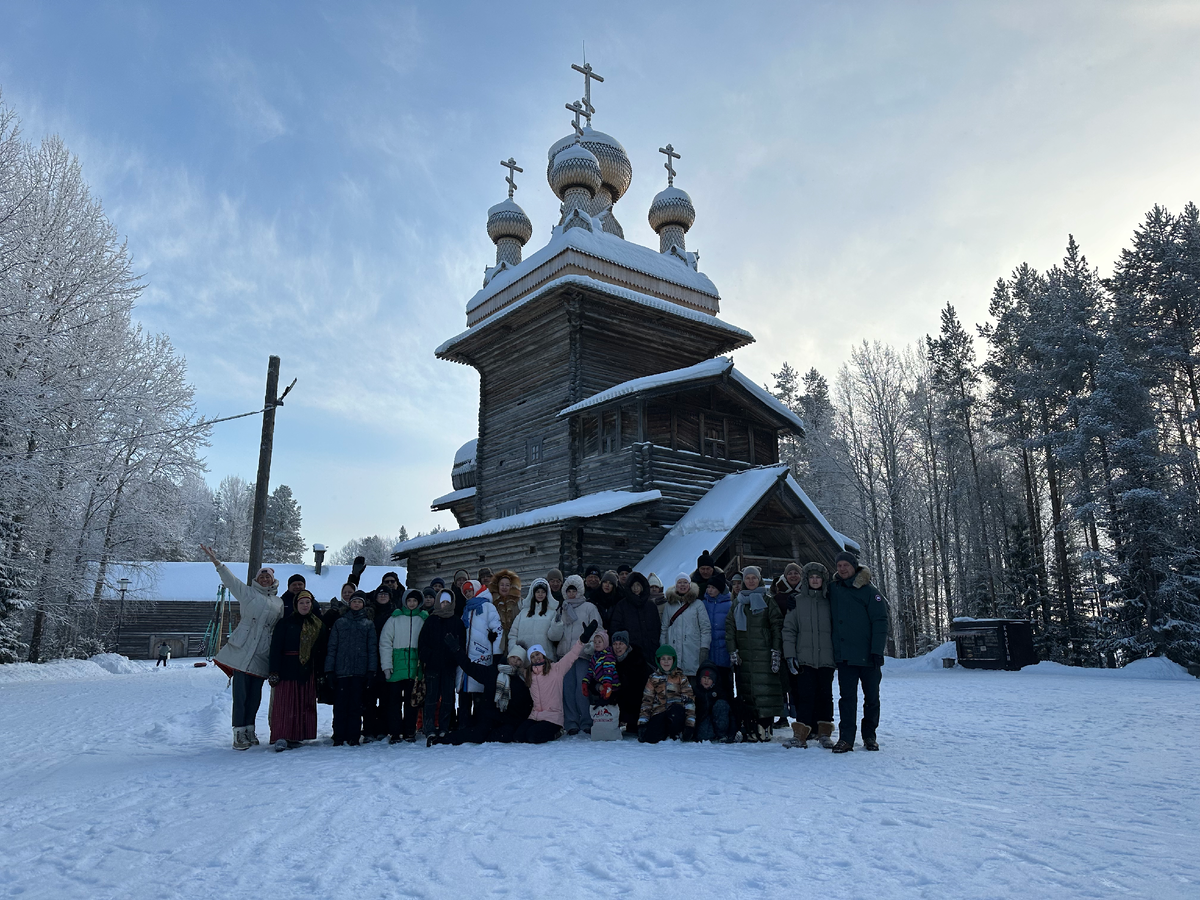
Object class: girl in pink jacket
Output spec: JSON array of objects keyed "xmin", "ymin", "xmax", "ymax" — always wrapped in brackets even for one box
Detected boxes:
[{"xmin": 513, "ymin": 620, "xmax": 598, "ymax": 743}]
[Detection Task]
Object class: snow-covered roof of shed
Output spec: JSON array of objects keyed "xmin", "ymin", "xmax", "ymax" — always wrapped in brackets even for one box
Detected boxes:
[
  {"xmin": 633, "ymin": 466, "xmax": 857, "ymax": 577},
  {"xmin": 437, "ymin": 275, "xmax": 752, "ymax": 358},
  {"xmin": 431, "ymin": 486, "xmax": 476, "ymax": 508},
  {"xmin": 465, "ymin": 226, "xmax": 719, "ymax": 317},
  {"xmin": 392, "ymin": 489, "xmax": 662, "ymax": 557},
  {"xmin": 557, "ymin": 356, "xmax": 806, "ymax": 433},
  {"xmin": 94, "ymin": 562, "xmax": 407, "ymax": 602}
]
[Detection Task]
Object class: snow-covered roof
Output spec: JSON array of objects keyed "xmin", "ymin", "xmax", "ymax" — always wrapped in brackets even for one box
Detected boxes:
[
  {"xmin": 465, "ymin": 225, "xmax": 719, "ymax": 318},
  {"xmin": 392, "ymin": 489, "xmax": 663, "ymax": 557},
  {"xmin": 453, "ymin": 439, "xmax": 477, "ymax": 468},
  {"xmin": 431, "ymin": 486, "xmax": 476, "ymax": 508},
  {"xmin": 634, "ymin": 466, "xmax": 857, "ymax": 577},
  {"xmin": 93, "ymin": 562, "xmax": 408, "ymax": 602},
  {"xmin": 556, "ymin": 356, "xmax": 806, "ymax": 433},
  {"xmin": 437, "ymin": 275, "xmax": 753, "ymax": 359}
]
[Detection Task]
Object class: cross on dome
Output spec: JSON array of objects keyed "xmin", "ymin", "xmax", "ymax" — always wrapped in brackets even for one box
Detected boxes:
[
  {"xmin": 500, "ymin": 157, "xmax": 522, "ymax": 199},
  {"xmin": 571, "ymin": 60, "xmax": 603, "ymax": 125},
  {"xmin": 565, "ymin": 100, "xmax": 586, "ymax": 139},
  {"xmin": 659, "ymin": 143, "xmax": 681, "ymax": 186}
]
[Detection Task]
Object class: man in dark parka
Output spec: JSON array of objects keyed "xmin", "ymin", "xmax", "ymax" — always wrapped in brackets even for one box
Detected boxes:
[{"xmin": 829, "ymin": 550, "xmax": 889, "ymax": 752}]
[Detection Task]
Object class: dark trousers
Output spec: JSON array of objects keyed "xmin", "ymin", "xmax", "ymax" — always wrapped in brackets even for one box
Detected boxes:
[
  {"xmin": 333, "ymin": 674, "xmax": 366, "ymax": 743},
  {"xmin": 423, "ymin": 669, "xmax": 455, "ymax": 735},
  {"xmin": 836, "ymin": 663, "xmax": 882, "ymax": 743},
  {"xmin": 791, "ymin": 666, "xmax": 836, "ymax": 730},
  {"xmin": 458, "ymin": 692, "xmax": 484, "ymax": 729},
  {"xmin": 616, "ymin": 682, "xmax": 642, "ymax": 732},
  {"xmin": 386, "ymin": 679, "xmax": 419, "ymax": 738},
  {"xmin": 232, "ymin": 671, "xmax": 265, "ymax": 728},
  {"xmin": 155, "ymin": 657, "xmax": 168, "ymax": 667},
  {"xmin": 640, "ymin": 705, "xmax": 687, "ymax": 743},
  {"xmin": 696, "ymin": 699, "xmax": 734, "ymax": 742},
  {"xmin": 364, "ymin": 672, "xmax": 388, "ymax": 737},
  {"xmin": 445, "ymin": 708, "xmax": 500, "ymax": 745},
  {"xmin": 513, "ymin": 719, "xmax": 563, "ymax": 744}
]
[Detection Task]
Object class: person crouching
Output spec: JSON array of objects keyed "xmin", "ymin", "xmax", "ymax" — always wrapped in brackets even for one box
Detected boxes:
[{"xmin": 638, "ymin": 645, "xmax": 696, "ymax": 744}]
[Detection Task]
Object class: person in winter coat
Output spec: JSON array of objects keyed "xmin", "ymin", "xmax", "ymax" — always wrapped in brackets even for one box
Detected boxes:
[
  {"xmin": 325, "ymin": 590, "xmax": 379, "ymax": 746},
  {"xmin": 829, "ymin": 551, "xmax": 889, "ymax": 753},
  {"xmin": 608, "ymin": 572, "xmax": 661, "ymax": 664},
  {"xmin": 782, "ymin": 562, "xmax": 836, "ymax": 749},
  {"xmin": 488, "ymin": 569, "xmax": 522, "ymax": 654},
  {"xmin": 729, "ymin": 571, "xmax": 744, "ymax": 601},
  {"xmin": 380, "ymin": 589, "xmax": 428, "ymax": 743},
  {"xmin": 513, "ymin": 620, "xmax": 599, "ymax": 743},
  {"xmin": 647, "ymin": 573, "xmax": 665, "ymax": 605},
  {"xmin": 584, "ymin": 628, "xmax": 620, "ymax": 707},
  {"xmin": 510, "ymin": 578, "xmax": 558, "ymax": 661},
  {"xmin": 610, "ymin": 631, "xmax": 650, "ymax": 736},
  {"xmin": 450, "ymin": 569, "xmax": 470, "ymax": 616},
  {"xmin": 690, "ymin": 550, "xmax": 723, "ymax": 597},
  {"xmin": 267, "ymin": 590, "xmax": 326, "ymax": 751},
  {"xmin": 725, "ymin": 566, "xmax": 784, "ymax": 742},
  {"xmin": 700, "ymin": 572, "xmax": 733, "ymax": 695},
  {"xmin": 280, "ymin": 573, "xmax": 307, "ymax": 618},
  {"xmin": 545, "ymin": 568, "xmax": 565, "ymax": 605},
  {"xmin": 435, "ymin": 637, "xmax": 534, "ymax": 744},
  {"xmin": 546, "ymin": 575, "xmax": 601, "ymax": 735},
  {"xmin": 638, "ymin": 645, "xmax": 696, "ymax": 743},
  {"xmin": 771, "ymin": 563, "xmax": 806, "ymax": 729},
  {"xmin": 694, "ymin": 661, "xmax": 736, "ymax": 743},
  {"xmin": 361, "ymin": 586, "xmax": 397, "ymax": 740},
  {"xmin": 459, "ymin": 579, "xmax": 502, "ymax": 728},
  {"xmin": 417, "ymin": 590, "xmax": 465, "ymax": 743},
  {"xmin": 591, "ymin": 570, "xmax": 622, "ymax": 631},
  {"xmin": 203, "ymin": 545, "xmax": 282, "ymax": 751},
  {"xmin": 155, "ymin": 640, "xmax": 171, "ymax": 666},
  {"xmin": 659, "ymin": 574, "xmax": 711, "ymax": 681},
  {"xmin": 324, "ymin": 582, "xmax": 356, "ymax": 628}
]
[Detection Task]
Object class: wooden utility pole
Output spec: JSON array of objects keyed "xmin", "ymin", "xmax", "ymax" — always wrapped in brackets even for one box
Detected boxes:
[{"xmin": 247, "ymin": 356, "xmax": 295, "ymax": 584}]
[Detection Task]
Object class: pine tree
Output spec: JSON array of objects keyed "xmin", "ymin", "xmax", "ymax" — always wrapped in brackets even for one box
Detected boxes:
[{"xmin": 262, "ymin": 485, "xmax": 305, "ymax": 564}]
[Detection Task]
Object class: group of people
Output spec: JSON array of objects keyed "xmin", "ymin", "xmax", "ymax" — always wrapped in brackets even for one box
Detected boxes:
[{"xmin": 201, "ymin": 544, "xmax": 889, "ymax": 754}]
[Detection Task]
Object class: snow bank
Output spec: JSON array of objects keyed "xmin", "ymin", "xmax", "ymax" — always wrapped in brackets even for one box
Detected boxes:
[
  {"xmin": 0, "ymin": 654, "xmax": 154, "ymax": 685},
  {"xmin": 885, "ymin": 643, "xmax": 1197, "ymax": 680},
  {"xmin": 885, "ymin": 641, "xmax": 957, "ymax": 672},
  {"xmin": 90, "ymin": 653, "xmax": 144, "ymax": 675}
]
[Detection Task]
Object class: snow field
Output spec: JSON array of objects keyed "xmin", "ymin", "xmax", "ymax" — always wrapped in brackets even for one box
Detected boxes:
[{"xmin": 0, "ymin": 656, "xmax": 1196, "ymax": 899}]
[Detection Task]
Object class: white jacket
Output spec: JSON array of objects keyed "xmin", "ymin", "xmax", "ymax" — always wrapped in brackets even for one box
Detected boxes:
[
  {"xmin": 214, "ymin": 563, "xmax": 282, "ymax": 679},
  {"xmin": 546, "ymin": 599, "xmax": 600, "ymax": 661},
  {"xmin": 378, "ymin": 610, "xmax": 425, "ymax": 673},
  {"xmin": 659, "ymin": 584, "xmax": 711, "ymax": 676},
  {"xmin": 460, "ymin": 590, "xmax": 502, "ymax": 693},
  {"xmin": 509, "ymin": 579, "xmax": 559, "ymax": 661}
]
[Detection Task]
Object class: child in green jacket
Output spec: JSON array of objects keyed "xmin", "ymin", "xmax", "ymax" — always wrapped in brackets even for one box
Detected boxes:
[{"xmin": 379, "ymin": 589, "xmax": 427, "ymax": 743}]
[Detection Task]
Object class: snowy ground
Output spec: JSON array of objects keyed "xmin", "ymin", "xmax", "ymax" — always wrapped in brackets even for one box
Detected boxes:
[{"xmin": 1, "ymin": 650, "xmax": 1196, "ymax": 900}]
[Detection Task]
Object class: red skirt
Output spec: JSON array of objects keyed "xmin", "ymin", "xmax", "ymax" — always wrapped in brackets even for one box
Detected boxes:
[{"xmin": 269, "ymin": 673, "xmax": 318, "ymax": 742}]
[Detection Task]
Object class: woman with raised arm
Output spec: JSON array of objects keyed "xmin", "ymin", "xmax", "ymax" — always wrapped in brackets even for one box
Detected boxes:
[{"xmin": 202, "ymin": 544, "xmax": 283, "ymax": 751}]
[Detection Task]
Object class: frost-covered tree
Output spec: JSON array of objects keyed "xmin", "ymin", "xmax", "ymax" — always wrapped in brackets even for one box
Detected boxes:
[{"xmin": 262, "ymin": 484, "xmax": 305, "ymax": 564}]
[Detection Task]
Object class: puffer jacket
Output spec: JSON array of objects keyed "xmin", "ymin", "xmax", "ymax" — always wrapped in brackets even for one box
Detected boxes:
[
  {"xmin": 830, "ymin": 565, "xmax": 889, "ymax": 666},
  {"xmin": 214, "ymin": 563, "xmax": 282, "ymax": 679},
  {"xmin": 638, "ymin": 665, "xmax": 696, "ymax": 727},
  {"xmin": 510, "ymin": 579, "xmax": 559, "ymax": 661},
  {"xmin": 608, "ymin": 574, "xmax": 661, "ymax": 662},
  {"xmin": 546, "ymin": 598, "xmax": 600, "ymax": 660},
  {"xmin": 417, "ymin": 610, "xmax": 465, "ymax": 672},
  {"xmin": 725, "ymin": 586, "xmax": 784, "ymax": 717},
  {"xmin": 701, "ymin": 590, "xmax": 732, "ymax": 668},
  {"xmin": 528, "ymin": 640, "xmax": 584, "ymax": 726},
  {"xmin": 379, "ymin": 605, "xmax": 427, "ymax": 682},
  {"xmin": 325, "ymin": 606, "xmax": 379, "ymax": 678},
  {"xmin": 782, "ymin": 562, "xmax": 834, "ymax": 669},
  {"xmin": 461, "ymin": 589, "xmax": 502, "ymax": 693},
  {"xmin": 659, "ymin": 583, "xmax": 711, "ymax": 676}
]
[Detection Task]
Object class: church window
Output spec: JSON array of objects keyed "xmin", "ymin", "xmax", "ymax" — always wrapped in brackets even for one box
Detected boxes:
[{"xmin": 527, "ymin": 437, "xmax": 543, "ymax": 466}]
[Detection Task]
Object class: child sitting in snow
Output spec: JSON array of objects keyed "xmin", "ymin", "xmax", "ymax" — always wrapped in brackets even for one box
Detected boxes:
[
  {"xmin": 693, "ymin": 661, "xmax": 736, "ymax": 743},
  {"xmin": 638, "ymin": 645, "xmax": 696, "ymax": 744}
]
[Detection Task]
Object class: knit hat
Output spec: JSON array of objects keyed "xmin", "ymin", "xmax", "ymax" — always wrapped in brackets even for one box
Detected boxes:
[
  {"xmin": 707, "ymin": 572, "xmax": 727, "ymax": 594},
  {"xmin": 288, "ymin": 573, "xmax": 306, "ymax": 587},
  {"xmin": 422, "ymin": 586, "xmax": 437, "ymax": 599},
  {"xmin": 611, "ymin": 630, "xmax": 631, "ymax": 647},
  {"xmin": 784, "ymin": 562, "xmax": 803, "ymax": 578},
  {"xmin": 675, "ymin": 572, "xmax": 692, "ymax": 586},
  {"xmin": 507, "ymin": 645, "xmax": 528, "ymax": 665},
  {"xmin": 527, "ymin": 644, "xmax": 547, "ymax": 661},
  {"xmin": 655, "ymin": 645, "xmax": 678, "ymax": 670},
  {"xmin": 430, "ymin": 577, "xmax": 445, "ymax": 588},
  {"xmin": 742, "ymin": 565, "xmax": 761, "ymax": 579},
  {"xmin": 592, "ymin": 629, "xmax": 610, "ymax": 650},
  {"xmin": 383, "ymin": 571, "xmax": 401, "ymax": 583},
  {"xmin": 616, "ymin": 563, "xmax": 632, "ymax": 574},
  {"xmin": 463, "ymin": 579, "xmax": 482, "ymax": 596},
  {"xmin": 563, "ymin": 574, "xmax": 585, "ymax": 594},
  {"xmin": 349, "ymin": 590, "xmax": 368, "ymax": 605},
  {"xmin": 835, "ymin": 550, "xmax": 859, "ymax": 568},
  {"xmin": 547, "ymin": 568, "xmax": 564, "ymax": 583},
  {"xmin": 257, "ymin": 566, "xmax": 275, "ymax": 580},
  {"xmin": 647, "ymin": 573, "xmax": 663, "ymax": 589},
  {"xmin": 696, "ymin": 550, "xmax": 715, "ymax": 569},
  {"xmin": 601, "ymin": 570, "xmax": 620, "ymax": 587},
  {"xmin": 584, "ymin": 565, "xmax": 602, "ymax": 580},
  {"xmin": 729, "ymin": 572, "xmax": 744, "ymax": 584}
]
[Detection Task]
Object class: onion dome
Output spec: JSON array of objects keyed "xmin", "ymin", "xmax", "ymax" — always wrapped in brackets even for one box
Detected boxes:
[
  {"xmin": 486, "ymin": 198, "xmax": 533, "ymax": 246},
  {"xmin": 547, "ymin": 127, "xmax": 632, "ymax": 203},
  {"xmin": 549, "ymin": 142, "xmax": 602, "ymax": 200},
  {"xmin": 648, "ymin": 185, "xmax": 696, "ymax": 233}
]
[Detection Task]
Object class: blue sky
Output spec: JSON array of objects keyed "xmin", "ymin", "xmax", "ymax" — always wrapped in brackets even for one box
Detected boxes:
[{"xmin": 2, "ymin": 1, "xmax": 1198, "ymax": 558}]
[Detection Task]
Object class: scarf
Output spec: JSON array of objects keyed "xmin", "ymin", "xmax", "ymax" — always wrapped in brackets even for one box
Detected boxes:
[
  {"xmin": 432, "ymin": 601, "xmax": 455, "ymax": 619},
  {"xmin": 297, "ymin": 612, "xmax": 324, "ymax": 667},
  {"xmin": 494, "ymin": 666, "xmax": 514, "ymax": 712},
  {"xmin": 561, "ymin": 597, "xmax": 585, "ymax": 626},
  {"xmin": 734, "ymin": 586, "xmax": 768, "ymax": 632},
  {"xmin": 462, "ymin": 592, "xmax": 487, "ymax": 629}
]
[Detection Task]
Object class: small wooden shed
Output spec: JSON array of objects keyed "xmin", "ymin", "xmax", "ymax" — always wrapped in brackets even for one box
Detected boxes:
[{"xmin": 950, "ymin": 618, "xmax": 1039, "ymax": 670}]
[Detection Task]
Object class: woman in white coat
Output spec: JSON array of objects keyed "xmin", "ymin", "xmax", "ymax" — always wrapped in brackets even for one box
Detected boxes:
[
  {"xmin": 659, "ymin": 573, "xmax": 711, "ymax": 683},
  {"xmin": 458, "ymin": 579, "xmax": 501, "ymax": 727},
  {"xmin": 509, "ymin": 578, "xmax": 559, "ymax": 662}
]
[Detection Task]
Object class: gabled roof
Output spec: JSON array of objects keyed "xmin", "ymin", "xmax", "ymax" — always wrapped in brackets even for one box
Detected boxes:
[
  {"xmin": 557, "ymin": 356, "xmax": 807, "ymax": 434},
  {"xmin": 392, "ymin": 489, "xmax": 663, "ymax": 558},
  {"xmin": 633, "ymin": 466, "xmax": 857, "ymax": 578}
]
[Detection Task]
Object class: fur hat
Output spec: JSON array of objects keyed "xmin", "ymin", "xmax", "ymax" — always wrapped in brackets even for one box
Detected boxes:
[
  {"xmin": 647, "ymin": 573, "xmax": 663, "ymax": 589},
  {"xmin": 696, "ymin": 550, "xmax": 715, "ymax": 569},
  {"xmin": 835, "ymin": 550, "xmax": 860, "ymax": 569},
  {"xmin": 601, "ymin": 569, "xmax": 620, "ymax": 587},
  {"xmin": 802, "ymin": 562, "xmax": 830, "ymax": 583},
  {"xmin": 477, "ymin": 567, "xmax": 493, "ymax": 582},
  {"xmin": 563, "ymin": 574, "xmax": 585, "ymax": 595}
]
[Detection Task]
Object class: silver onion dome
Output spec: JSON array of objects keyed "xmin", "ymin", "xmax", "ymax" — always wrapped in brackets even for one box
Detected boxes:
[
  {"xmin": 648, "ymin": 185, "xmax": 696, "ymax": 233},
  {"xmin": 486, "ymin": 198, "xmax": 533, "ymax": 246},
  {"xmin": 547, "ymin": 127, "xmax": 632, "ymax": 202},
  {"xmin": 549, "ymin": 142, "xmax": 602, "ymax": 200}
]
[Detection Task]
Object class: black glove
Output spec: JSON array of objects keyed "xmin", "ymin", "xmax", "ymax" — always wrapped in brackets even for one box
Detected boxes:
[
  {"xmin": 580, "ymin": 620, "xmax": 599, "ymax": 644},
  {"xmin": 681, "ymin": 725, "xmax": 695, "ymax": 743},
  {"xmin": 487, "ymin": 629, "xmax": 498, "ymax": 644},
  {"xmin": 350, "ymin": 555, "xmax": 366, "ymax": 584},
  {"xmin": 871, "ymin": 654, "xmax": 885, "ymax": 667},
  {"xmin": 444, "ymin": 634, "xmax": 460, "ymax": 650}
]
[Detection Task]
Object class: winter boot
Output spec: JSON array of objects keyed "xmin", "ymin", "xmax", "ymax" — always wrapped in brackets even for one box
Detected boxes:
[
  {"xmin": 862, "ymin": 719, "xmax": 879, "ymax": 750},
  {"xmin": 783, "ymin": 722, "xmax": 811, "ymax": 749},
  {"xmin": 246, "ymin": 726, "xmax": 260, "ymax": 746},
  {"xmin": 273, "ymin": 739, "xmax": 289, "ymax": 752},
  {"xmin": 232, "ymin": 727, "xmax": 251, "ymax": 751},
  {"xmin": 831, "ymin": 739, "xmax": 854, "ymax": 753},
  {"xmin": 817, "ymin": 721, "xmax": 835, "ymax": 749}
]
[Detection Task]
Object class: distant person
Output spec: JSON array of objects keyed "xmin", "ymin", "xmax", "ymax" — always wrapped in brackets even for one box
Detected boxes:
[
  {"xmin": 379, "ymin": 589, "xmax": 427, "ymax": 743},
  {"xmin": 693, "ymin": 661, "xmax": 736, "ymax": 743},
  {"xmin": 659, "ymin": 574, "xmax": 710, "ymax": 686},
  {"xmin": 610, "ymin": 631, "xmax": 650, "ymax": 736},
  {"xmin": 363, "ymin": 586, "xmax": 395, "ymax": 740},
  {"xmin": 280, "ymin": 573, "xmax": 307, "ymax": 617},
  {"xmin": 592, "ymin": 570, "xmax": 622, "ymax": 631},
  {"xmin": 325, "ymin": 590, "xmax": 377, "ymax": 746},
  {"xmin": 725, "ymin": 566, "xmax": 783, "ymax": 743},
  {"xmin": 782, "ymin": 562, "xmax": 836, "ymax": 749},
  {"xmin": 691, "ymin": 550, "xmax": 723, "ymax": 595},
  {"xmin": 545, "ymin": 568, "xmax": 565, "ymax": 604},
  {"xmin": 267, "ymin": 590, "xmax": 326, "ymax": 751},
  {"xmin": 829, "ymin": 551, "xmax": 889, "ymax": 753},
  {"xmin": 488, "ymin": 569, "xmax": 522, "ymax": 655},
  {"xmin": 700, "ymin": 573, "xmax": 733, "ymax": 696},
  {"xmin": 608, "ymin": 572, "xmax": 661, "ymax": 665},
  {"xmin": 436, "ymin": 638, "xmax": 532, "ymax": 745},
  {"xmin": 155, "ymin": 641, "xmax": 171, "ymax": 667},
  {"xmin": 202, "ymin": 544, "xmax": 283, "ymax": 751},
  {"xmin": 615, "ymin": 564, "xmax": 632, "ymax": 588},
  {"xmin": 459, "ymin": 579, "xmax": 501, "ymax": 729}
]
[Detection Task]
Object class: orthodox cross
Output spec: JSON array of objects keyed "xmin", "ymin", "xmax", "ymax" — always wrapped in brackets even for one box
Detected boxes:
[
  {"xmin": 571, "ymin": 61, "xmax": 603, "ymax": 125},
  {"xmin": 500, "ymin": 157, "xmax": 522, "ymax": 199},
  {"xmin": 565, "ymin": 100, "xmax": 586, "ymax": 139},
  {"xmin": 659, "ymin": 143, "xmax": 681, "ymax": 186}
]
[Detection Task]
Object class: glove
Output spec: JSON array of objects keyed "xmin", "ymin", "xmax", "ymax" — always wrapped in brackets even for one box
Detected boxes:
[
  {"xmin": 268, "ymin": 673, "xmax": 280, "ymax": 686},
  {"xmin": 681, "ymin": 725, "xmax": 695, "ymax": 743},
  {"xmin": 581, "ymin": 680, "xmax": 590, "ymax": 697},
  {"xmin": 351, "ymin": 555, "xmax": 367, "ymax": 581},
  {"xmin": 598, "ymin": 684, "xmax": 613, "ymax": 701},
  {"xmin": 787, "ymin": 657, "xmax": 799, "ymax": 675},
  {"xmin": 729, "ymin": 650, "xmax": 740, "ymax": 667},
  {"xmin": 871, "ymin": 654, "xmax": 885, "ymax": 667},
  {"xmin": 697, "ymin": 647, "xmax": 708, "ymax": 666},
  {"xmin": 580, "ymin": 620, "xmax": 599, "ymax": 644},
  {"xmin": 383, "ymin": 669, "xmax": 392, "ymax": 681},
  {"xmin": 487, "ymin": 629, "xmax": 498, "ymax": 645},
  {"xmin": 771, "ymin": 649, "xmax": 781, "ymax": 673},
  {"xmin": 443, "ymin": 634, "xmax": 459, "ymax": 650}
]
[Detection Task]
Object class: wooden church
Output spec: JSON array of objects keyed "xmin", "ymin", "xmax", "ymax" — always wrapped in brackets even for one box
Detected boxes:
[{"xmin": 393, "ymin": 63, "xmax": 857, "ymax": 586}]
